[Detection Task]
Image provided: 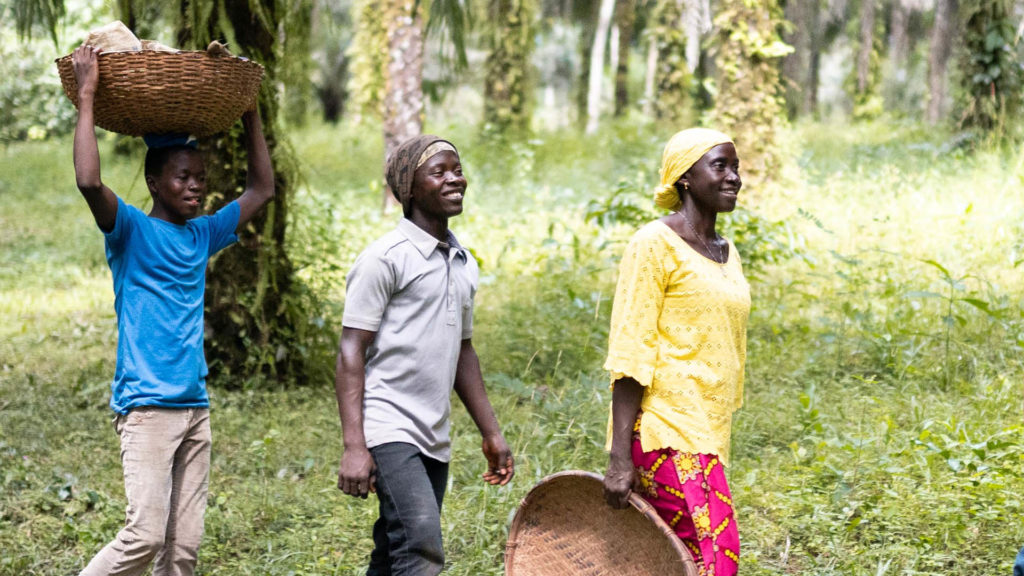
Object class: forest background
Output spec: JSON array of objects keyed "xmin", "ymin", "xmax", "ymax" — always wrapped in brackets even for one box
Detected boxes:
[{"xmin": 2, "ymin": 0, "xmax": 1024, "ymax": 574}]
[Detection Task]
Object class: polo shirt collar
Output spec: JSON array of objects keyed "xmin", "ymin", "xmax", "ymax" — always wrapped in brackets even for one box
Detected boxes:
[{"xmin": 397, "ymin": 218, "xmax": 467, "ymax": 261}]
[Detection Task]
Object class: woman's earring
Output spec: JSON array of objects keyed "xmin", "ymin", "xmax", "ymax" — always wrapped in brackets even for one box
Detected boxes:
[{"xmin": 683, "ymin": 182, "xmax": 690, "ymax": 191}]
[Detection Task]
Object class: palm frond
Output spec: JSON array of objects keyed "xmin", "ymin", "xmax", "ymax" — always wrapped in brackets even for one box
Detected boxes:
[
  {"xmin": 6, "ymin": 0, "xmax": 66, "ymax": 50},
  {"xmin": 423, "ymin": 0, "xmax": 472, "ymax": 71}
]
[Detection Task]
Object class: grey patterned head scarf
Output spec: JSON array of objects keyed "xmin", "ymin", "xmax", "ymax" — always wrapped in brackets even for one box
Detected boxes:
[{"xmin": 385, "ymin": 134, "xmax": 458, "ymax": 215}]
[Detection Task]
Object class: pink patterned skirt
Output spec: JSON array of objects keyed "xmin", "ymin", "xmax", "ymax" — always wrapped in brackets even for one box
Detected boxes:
[{"xmin": 631, "ymin": 416, "xmax": 739, "ymax": 576}]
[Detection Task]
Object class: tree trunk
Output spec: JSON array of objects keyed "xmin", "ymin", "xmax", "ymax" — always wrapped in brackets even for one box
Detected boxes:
[
  {"xmin": 807, "ymin": 40, "xmax": 821, "ymax": 115},
  {"xmin": 192, "ymin": 0, "xmax": 313, "ymax": 382},
  {"xmin": 709, "ymin": 0, "xmax": 790, "ymax": 189},
  {"xmin": 804, "ymin": 0, "xmax": 823, "ymax": 117},
  {"xmin": 889, "ymin": 0, "xmax": 910, "ymax": 72},
  {"xmin": 347, "ymin": 0, "xmax": 389, "ymax": 123},
  {"xmin": 652, "ymin": 0, "xmax": 690, "ymax": 125},
  {"xmin": 484, "ymin": 0, "xmax": 536, "ymax": 132},
  {"xmin": 613, "ymin": 0, "xmax": 634, "ymax": 116},
  {"xmin": 642, "ymin": 35, "xmax": 657, "ymax": 117},
  {"xmin": 609, "ymin": 25, "xmax": 619, "ymax": 94},
  {"xmin": 683, "ymin": 0, "xmax": 709, "ymax": 73},
  {"xmin": 782, "ymin": 0, "xmax": 811, "ymax": 118},
  {"xmin": 927, "ymin": 0, "xmax": 957, "ymax": 124},
  {"xmin": 576, "ymin": 0, "xmax": 599, "ymax": 127},
  {"xmin": 856, "ymin": 0, "xmax": 876, "ymax": 94},
  {"xmin": 382, "ymin": 0, "xmax": 424, "ymax": 207},
  {"xmin": 956, "ymin": 0, "xmax": 1022, "ymax": 136},
  {"xmin": 585, "ymin": 0, "xmax": 616, "ymax": 133}
]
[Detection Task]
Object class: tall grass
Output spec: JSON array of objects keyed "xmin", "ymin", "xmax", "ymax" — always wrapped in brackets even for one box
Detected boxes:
[{"xmin": 1, "ymin": 118, "xmax": 1022, "ymax": 575}]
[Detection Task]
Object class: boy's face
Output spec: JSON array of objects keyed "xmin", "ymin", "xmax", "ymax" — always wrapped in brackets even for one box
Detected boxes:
[
  {"xmin": 147, "ymin": 149, "xmax": 207, "ymax": 223},
  {"xmin": 410, "ymin": 150, "xmax": 467, "ymax": 220}
]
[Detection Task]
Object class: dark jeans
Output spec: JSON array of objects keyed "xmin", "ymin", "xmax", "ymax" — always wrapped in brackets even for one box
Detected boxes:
[
  {"xmin": 1014, "ymin": 546, "xmax": 1024, "ymax": 576},
  {"xmin": 367, "ymin": 442, "xmax": 449, "ymax": 576}
]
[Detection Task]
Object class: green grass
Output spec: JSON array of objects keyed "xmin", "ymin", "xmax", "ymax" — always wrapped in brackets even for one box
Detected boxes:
[{"xmin": 2, "ymin": 118, "xmax": 1023, "ymax": 575}]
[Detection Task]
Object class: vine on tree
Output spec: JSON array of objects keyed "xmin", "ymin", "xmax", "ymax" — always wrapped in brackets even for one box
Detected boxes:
[
  {"xmin": 707, "ymin": 0, "xmax": 792, "ymax": 191},
  {"xmin": 956, "ymin": 0, "xmax": 1023, "ymax": 143}
]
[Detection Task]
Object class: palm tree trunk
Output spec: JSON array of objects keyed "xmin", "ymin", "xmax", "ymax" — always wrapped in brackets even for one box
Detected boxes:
[
  {"xmin": 382, "ymin": 0, "xmax": 424, "ymax": 207},
  {"xmin": 782, "ymin": 0, "xmax": 810, "ymax": 118},
  {"xmin": 201, "ymin": 0, "xmax": 306, "ymax": 381},
  {"xmin": 484, "ymin": 0, "xmax": 536, "ymax": 132},
  {"xmin": 857, "ymin": 0, "xmax": 877, "ymax": 94},
  {"xmin": 889, "ymin": 0, "xmax": 910, "ymax": 73},
  {"xmin": 927, "ymin": 0, "xmax": 957, "ymax": 124}
]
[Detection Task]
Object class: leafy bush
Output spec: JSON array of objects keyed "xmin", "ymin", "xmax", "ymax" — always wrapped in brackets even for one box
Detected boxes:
[{"xmin": 0, "ymin": 32, "xmax": 75, "ymax": 144}]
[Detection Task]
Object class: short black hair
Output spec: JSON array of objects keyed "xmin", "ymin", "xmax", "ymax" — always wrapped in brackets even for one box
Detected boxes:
[{"xmin": 144, "ymin": 145, "xmax": 198, "ymax": 178}]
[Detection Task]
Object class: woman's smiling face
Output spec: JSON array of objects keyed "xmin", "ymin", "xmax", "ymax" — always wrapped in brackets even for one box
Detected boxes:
[{"xmin": 679, "ymin": 143, "xmax": 741, "ymax": 213}]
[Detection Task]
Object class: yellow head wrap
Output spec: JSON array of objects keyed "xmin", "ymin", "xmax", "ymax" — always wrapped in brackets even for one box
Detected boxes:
[{"xmin": 654, "ymin": 128, "xmax": 734, "ymax": 211}]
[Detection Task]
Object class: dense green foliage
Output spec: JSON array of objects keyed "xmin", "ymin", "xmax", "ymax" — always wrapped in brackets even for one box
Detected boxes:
[
  {"xmin": 2, "ymin": 119, "xmax": 1023, "ymax": 574},
  {"xmin": 955, "ymin": 0, "xmax": 1024, "ymax": 142},
  {"xmin": 0, "ymin": 29, "xmax": 75, "ymax": 144}
]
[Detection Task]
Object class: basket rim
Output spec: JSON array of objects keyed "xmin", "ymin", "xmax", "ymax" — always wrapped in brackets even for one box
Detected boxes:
[
  {"xmin": 505, "ymin": 470, "xmax": 698, "ymax": 575},
  {"xmin": 54, "ymin": 49, "xmax": 266, "ymax": 73}
]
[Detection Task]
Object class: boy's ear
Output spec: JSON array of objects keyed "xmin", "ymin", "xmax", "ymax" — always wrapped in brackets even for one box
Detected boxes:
[{"xmin": 144, "ymin": 174, "xmax": 158, "ymax": 195}]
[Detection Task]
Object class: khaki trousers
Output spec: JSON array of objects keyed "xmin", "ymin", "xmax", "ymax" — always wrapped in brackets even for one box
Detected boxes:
[{"xmin": 81, "ymin": 407, "xmax": 211, "ymax": 576}]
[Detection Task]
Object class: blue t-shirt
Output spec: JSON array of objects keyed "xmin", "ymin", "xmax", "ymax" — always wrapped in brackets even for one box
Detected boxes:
[{"xmin": 104, "ymin": 197, "xmax": 240, "ymax": 414}]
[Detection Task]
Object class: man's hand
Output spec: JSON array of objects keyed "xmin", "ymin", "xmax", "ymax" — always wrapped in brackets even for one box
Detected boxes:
[
  {"xmin": 603, "ymin": 454, "xmax": 636, "ymax": 509},
  {"xmin": 337, "ymin": 446, "xmax": 376, "ymax": 499},
  {"xmin": 481, "ymin": 434, "xmax": 514, "ymax": 486},
  {"xmin": 72, "ymin": 45, "xmax": 101, "ymax": 100}
]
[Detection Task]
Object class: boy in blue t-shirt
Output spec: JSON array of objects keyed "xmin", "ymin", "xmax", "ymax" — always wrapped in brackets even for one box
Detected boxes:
[{"xmin": 71, "ymin": 45, "xmax": 275, "ymax": 576}]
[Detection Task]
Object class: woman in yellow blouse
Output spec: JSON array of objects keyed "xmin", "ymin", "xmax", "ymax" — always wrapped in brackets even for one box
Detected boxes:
[{"xmin": 603, "ymin": 128, "xmax": 750, "ymax": 576}]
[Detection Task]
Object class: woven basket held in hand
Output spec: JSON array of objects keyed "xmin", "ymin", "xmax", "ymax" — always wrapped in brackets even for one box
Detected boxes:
[
  {"xmin": 506, "ymin": 471, "xmax": 700, "ymax": 576},
  {"xmin": 56, "ymin": 50, "xmax": 264, "ymax": 137}
]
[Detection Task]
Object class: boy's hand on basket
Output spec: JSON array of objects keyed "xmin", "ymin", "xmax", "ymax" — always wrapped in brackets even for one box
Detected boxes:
[
  {"xmin": 481, "ymin": 434, "xmax": 514, "ymax": 486},
  {"xmin": 72, "ymin": 45, "xmax": 102, "ymax": 99}
]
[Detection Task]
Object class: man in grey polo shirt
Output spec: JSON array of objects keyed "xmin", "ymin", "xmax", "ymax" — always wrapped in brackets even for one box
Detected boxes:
[{"xmin": 334, "ymin": 135, "xmax": 514, "ymax": 576}]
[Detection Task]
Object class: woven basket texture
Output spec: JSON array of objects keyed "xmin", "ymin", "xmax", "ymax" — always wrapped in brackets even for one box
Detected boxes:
[
  {"xmin": 506, "ymin": 471, "xmax": 699, "ymax": 576},
  {"xmin": 56, "ymin": 51, "xmax": 264, "ymax": 137}
]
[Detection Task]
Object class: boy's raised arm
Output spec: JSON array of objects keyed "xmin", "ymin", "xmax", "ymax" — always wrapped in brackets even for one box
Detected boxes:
[
  {"xmin": 72, "ymin": 45, "xmax": 118, "ymax": 233},
  {"xmin": 234, "ymin": 108, "xmax": 275, "ymax": 231},
  {"xmin": 453, "ymin": 339, "xmax": 514, "ymax": 486}
]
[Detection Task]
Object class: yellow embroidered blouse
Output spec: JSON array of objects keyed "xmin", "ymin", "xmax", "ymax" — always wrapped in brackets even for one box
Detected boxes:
[{"xmin": 604, "ymin": 220, "xmax": 751, "ymax": 465}]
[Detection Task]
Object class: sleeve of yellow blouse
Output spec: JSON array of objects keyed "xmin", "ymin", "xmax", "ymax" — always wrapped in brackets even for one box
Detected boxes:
[{"xmin": 603, "ymin": 228, "xmax": 668, "ymax": 388}]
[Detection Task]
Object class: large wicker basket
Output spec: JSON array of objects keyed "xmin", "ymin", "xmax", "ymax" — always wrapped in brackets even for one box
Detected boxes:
[
  {"xmin": 55, "ymin": 50, "xmax": 264, "ymax": 137},
  {"xmin": 506, "ymin": 471, "xmax": 700, "ymax": 576}
]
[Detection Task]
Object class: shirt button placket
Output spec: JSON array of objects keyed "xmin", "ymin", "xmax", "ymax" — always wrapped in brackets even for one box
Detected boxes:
[{"xmin": 446, "ymin": 259, "xmax": 457, "ymax": 326}]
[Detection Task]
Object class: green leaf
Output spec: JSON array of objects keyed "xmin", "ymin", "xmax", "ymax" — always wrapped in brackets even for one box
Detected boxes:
[
  {"xmin": 958, "ymin": 298, "xmax": 996, "ymax": 316},
  {"xmin": 424, "ymin": 0, "xmax": 473, "ymax": 71},
  {"xmin": 922, "ymin": 259, "xmax": 952, "ymax": 279},
  {"xmin": 984, "ymin": 30, "xmax": 1004, "ymax": 51}
]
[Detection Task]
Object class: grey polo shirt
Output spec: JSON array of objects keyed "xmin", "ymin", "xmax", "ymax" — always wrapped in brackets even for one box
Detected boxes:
[{"xmin": 342, "ymin": 218, "xmax": 478, "ymax": 462}]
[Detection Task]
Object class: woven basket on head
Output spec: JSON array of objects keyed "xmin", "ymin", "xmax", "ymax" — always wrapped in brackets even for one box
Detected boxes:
[
  {"xmin": 55, "ymin": 50, "xmax": 264, "ymax": 137},
  {"xmin": 506, "ymin": 470, "xmax": 700, "ymax": 576}
]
